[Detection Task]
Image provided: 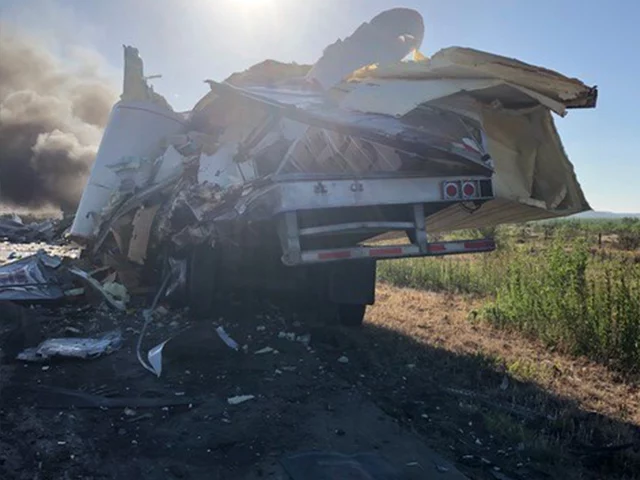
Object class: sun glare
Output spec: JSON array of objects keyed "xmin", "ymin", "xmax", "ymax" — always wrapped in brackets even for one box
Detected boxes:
[{"xmin": 234, "ymin": 0, "xmax": 272, "ymax": 4}]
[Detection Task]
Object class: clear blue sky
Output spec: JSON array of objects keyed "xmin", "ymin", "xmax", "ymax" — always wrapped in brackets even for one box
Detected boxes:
[{"xmin": 2, "ymin": 0, "xmax": 638, "ymax": 212}]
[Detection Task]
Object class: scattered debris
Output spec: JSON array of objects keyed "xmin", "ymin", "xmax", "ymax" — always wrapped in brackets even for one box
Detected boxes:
[
  {"xmin": 278, "ymin": 332, "xmax": 296, "ymax": 341},
  {"xmin": 0, "ymin": 251, "xmax": 67, "ymax": 301},
  {"xmin": 126, "ymin": 412, "xmax": 154, "ymax": 423},
  {"xmin": 17, "ymin": 330, "xmax": 122, "ymax": 362},
  {"xmin": 0, "ymin": 215, "xmax": 57, "ymax": 243},
  {"xmin": 145, "ymin": 336, "xmax": 173, "ymax": 378},
  {"xmin": 254, "ymin": 346, "xmax": 275, "ymax": 355},
  {"xmin": 136, "ymin": 273, "xmax": 175, "ymax": 377},
  {"xmin": 227, "ymin": 395, "xmax": 255, "ymax": 405},
  {"xmin": 215, "ymin": 326, "xmax": 239, "ymax": 351},
  {"xmin": 68, "ymin": 266, "xmax": 126, "ymax": 310},
  {"xmin": 102, "ymin": 281, "xmax": 130, "ymax": 305}
]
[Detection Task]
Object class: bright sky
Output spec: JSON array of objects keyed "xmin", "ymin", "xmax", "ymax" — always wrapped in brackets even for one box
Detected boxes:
[{"xmin": 2, "ymin": 0, "xmax": 639, "ymax": 213}]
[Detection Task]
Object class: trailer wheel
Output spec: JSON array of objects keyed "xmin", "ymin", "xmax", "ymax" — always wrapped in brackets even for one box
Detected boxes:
[
  {"xmin": 337, "ymin": 303, "xmax": 366, "ymax": 327},
  {"xmin": 187, "ymin": 244, "xmax": 217, "ymax": 319}
]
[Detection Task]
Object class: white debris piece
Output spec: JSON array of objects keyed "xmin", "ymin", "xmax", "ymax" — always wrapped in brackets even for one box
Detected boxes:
[
  {"xmin": 102, "ymin": 281, "xmax": 130, "ymax": 305},
  {"xmin": 18, "ymin": 330, "xmax": 123, "ymax": 362},
  {"xmin": 215, "ymin": 326, "xmax": 239, "ymax": 351},
  {"xmin": 337, "ymin": 356, "xmax": 350, "ymax": 364},
  {"xmin": 227, "ymin": 395, "xmax": 255, "ymax": 405},
  {"xmin": 254, "ymin": 347, "xmax": 275, "ymax": 355},
  {"xmin": 153, "ymin": 145, "xmax": 184, "ymax": 184},
  {"xmin": 305, "ymin": 8, "xmax": 424, "ymax": 90},
  {"xmin": 147, "ymin": 338, "xmax": 171, "ymax": 377},
  {"xmin": 278, "ymin": 331, "xmax": 296, "ymax": 341},
  {"xmin": 68, "ymin": 267, "xmax": 126, "ymax": 311}
]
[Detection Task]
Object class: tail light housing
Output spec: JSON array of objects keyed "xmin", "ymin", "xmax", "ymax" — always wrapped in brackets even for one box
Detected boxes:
[
  {"xmin": 443, "ymin": 180, "xmax": 480, "ymax": 200},
  {"xmin": 443, "ymin": 181, "xmax": 459, "ymax": 199},
  {"xmin": 462, "ymin": 181, "xmax": 477, "ymax": 199}
]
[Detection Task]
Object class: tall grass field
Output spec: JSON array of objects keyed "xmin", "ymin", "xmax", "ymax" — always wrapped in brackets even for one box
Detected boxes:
[{"xmin": 378, "ymin": 218, "xmax": 640, "ymax": 372}]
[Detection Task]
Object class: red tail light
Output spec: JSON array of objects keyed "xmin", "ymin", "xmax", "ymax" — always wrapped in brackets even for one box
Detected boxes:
[
  {"xmin": 462, "ymin": 181, "xmax": 477, "ymax": 198},
  {"xmin": 443, "ymin": 181, "xmax": 459, "ymax": 199}
]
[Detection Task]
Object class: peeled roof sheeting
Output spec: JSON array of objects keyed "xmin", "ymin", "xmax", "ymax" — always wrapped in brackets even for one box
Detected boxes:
[{"xmin": 347, "ymin": 47, "xmax": 597, "ymax": 109}]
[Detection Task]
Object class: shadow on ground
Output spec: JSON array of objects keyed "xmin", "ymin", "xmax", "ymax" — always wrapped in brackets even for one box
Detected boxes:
[
  {"xmin": 311, "ymin": 318, "xmax": 640, "ymax": 480},
  {"xmin": 1, "ymin": 293, "xmax": 639, "ymax": 479}
]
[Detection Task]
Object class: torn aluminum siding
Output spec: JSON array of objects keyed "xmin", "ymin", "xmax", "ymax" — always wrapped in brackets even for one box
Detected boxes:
[
  {"xmin": 305, "ymin": 7, "xmax": 424, "ymax": 90},
  {"xmin": 333, "ymin": 48, "xmax": 596, "ymax": 228},
  {"xmin": 195, "ymin": 81, "xmax": 492, "ymax": 177},
  {"xmin": 70, "ymin": 6, "xmax": 597, "ymax": 259},
  {"xmin": 345, "ymin": 47, "xmax": 597, "ymax": 111},
  {"xmin": 0, "ymin": 251, "xmax": 67, "ymax": 301},
  {"xmin": 419, "ymin": 102, "xmax": 591, "ymax": 230},
  {"xmin": 70, "ymin": 46, "xmax": 186, "ymax": 242}
]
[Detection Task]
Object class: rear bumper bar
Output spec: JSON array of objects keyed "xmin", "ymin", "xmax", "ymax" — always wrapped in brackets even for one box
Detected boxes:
[{"xmin": 286, "ymin": 238, "xmax": 495, "ymax": 265}]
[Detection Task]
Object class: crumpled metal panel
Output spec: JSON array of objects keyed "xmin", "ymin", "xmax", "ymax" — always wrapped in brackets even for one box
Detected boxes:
[
  {"xmin": 0, "ymin": 251, "xmax": 65, "ymax": 301},
  {"xmin": 17, "ymin": 330, "xmax": 123, "ymax": 362},
  {"xmin": 346, "ymin": 47, "xmax": 597, "ymax": 110}
]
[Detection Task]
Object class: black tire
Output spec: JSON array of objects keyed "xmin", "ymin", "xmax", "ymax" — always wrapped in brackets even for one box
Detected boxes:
[
  {"xmin": 337, "ymin": 303, "xmax": 366, "ymax": 327},
  {"xmin": 187, "ymin": 244, "xmax": 217, "ymax": 319}
]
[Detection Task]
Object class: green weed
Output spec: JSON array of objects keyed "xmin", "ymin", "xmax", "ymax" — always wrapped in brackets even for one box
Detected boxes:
[{"xmin": 378, "ymin": 221, "xmax": 640, "ymax": 372}]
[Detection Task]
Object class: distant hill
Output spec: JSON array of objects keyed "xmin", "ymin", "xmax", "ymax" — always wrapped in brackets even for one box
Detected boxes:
[{"xmin": 571, "ymin": 211, "xmax": 640, "ymax": 220}]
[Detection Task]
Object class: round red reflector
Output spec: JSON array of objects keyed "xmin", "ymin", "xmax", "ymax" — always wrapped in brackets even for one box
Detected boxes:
[
  {"xmin": 445, "ymin": 183, "xmax": 458, "ymax": 198},
  {"xmin": 462, "ymin": 182, "xmax": 475, "ymax": 197}
]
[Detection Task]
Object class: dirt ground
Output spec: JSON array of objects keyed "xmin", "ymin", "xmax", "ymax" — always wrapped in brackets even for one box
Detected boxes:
[
  {"xmin": 0, "ymin": 288, "xmax": 467, "ymax": 480},
  {"xmin": 1, "ymin": 260, "xmax": 639, "ymax": 479}
]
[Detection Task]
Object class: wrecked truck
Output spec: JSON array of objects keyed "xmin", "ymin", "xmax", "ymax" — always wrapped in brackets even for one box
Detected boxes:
[{"xmin": 68, "ymin": 8, "xmax": 596, "ymax": 326}]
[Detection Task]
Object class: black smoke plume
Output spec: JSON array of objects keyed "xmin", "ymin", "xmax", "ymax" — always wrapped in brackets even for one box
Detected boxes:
[{"xmin": 0, "ymin": 25, "xmax": 117, "ymax": 212}]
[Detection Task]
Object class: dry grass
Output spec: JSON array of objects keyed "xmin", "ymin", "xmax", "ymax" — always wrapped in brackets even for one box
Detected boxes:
[
  {"xmin": 370, "ymin": 284, "xmax": 640, "ymax": 424},
  {"xmin": 358, "ymin": 283, "xmax": 640, "ymax": 479}
]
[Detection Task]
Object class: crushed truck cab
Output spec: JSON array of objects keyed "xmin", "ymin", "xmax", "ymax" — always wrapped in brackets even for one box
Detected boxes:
[{"xmin": 69, "ymin": 8, "xmax": 596, "ymax": 325}]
